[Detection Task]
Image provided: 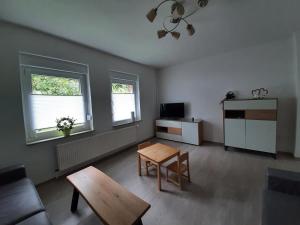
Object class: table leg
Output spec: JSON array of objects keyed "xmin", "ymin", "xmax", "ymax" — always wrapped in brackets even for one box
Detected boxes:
[
  {"xmin": 157, "ymin": 164, "xmax": 161, "ymax": 191},
  {"xmin": 177, "ymin": 154, "xmax": 182, "ymax": 190},
  {"xmin": 71, "ymin": 188, "xmax": 79, "ymax": 212},
  {"xmin": 134, "ymin": 218, "xmax": 143, "ymax": 225},
  {"xmin": 138, "ymin": 153, "xmax": 141, "ymax": 176}
]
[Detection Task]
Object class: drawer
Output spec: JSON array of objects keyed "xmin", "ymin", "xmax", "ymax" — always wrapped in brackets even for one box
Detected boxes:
[
  {"xmin": 156, "ymin": 132, "xmax": 182, "ymax": 142},
  {"xmin": 156, "ymin": 120, "xmax": 181, "ymax": 128},
  {"xmin": 224, "ymin": 100, "xmax": 277, "ymax": 110},
  {"xmin": 245, "ymin": 110, "xmax": 277, "ymax": 121}
]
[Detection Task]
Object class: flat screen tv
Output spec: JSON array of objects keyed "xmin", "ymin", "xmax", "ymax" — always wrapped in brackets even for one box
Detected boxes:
[{"xmin": 160, "ymin": 103, "xmax": 185, "ymax": 118}]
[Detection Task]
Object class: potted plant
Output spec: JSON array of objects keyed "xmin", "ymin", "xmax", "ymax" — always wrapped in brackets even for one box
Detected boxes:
[{"xmin": 56, "ymin": 117, "xmax": 76, "ymax": 137}]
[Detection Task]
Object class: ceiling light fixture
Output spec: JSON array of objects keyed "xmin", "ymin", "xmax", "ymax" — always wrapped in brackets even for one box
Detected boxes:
[
  {"xmin": 186, "ymin": 24, "xmax": 195, "ymax": 36},
  {"xmin": 157, "ymin": 29, "xmax": 168, "ymax": 39},
  {"xmin": 146, "ymin": 0, "xmax": 209, "ymax": 40},
  {"xmin": 171, "ymin": 31, "xmax": 181, "ymax": 40}
]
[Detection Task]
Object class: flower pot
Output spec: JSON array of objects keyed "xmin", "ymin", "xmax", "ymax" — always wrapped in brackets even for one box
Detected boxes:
[{"xmin": 62, "ymin": 129, "xmax": 71, "ymax": 137}]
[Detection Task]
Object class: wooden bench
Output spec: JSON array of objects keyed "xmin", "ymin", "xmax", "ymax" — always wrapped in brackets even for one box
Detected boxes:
[{"xmin": 67, "ymin": 166, "xmax": 150, "ymax": 225}]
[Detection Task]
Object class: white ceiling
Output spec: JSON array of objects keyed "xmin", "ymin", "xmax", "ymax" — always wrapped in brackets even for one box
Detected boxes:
[{"xmin": 1, "ymin": 0, "xmax": 300, "ymax": 68}]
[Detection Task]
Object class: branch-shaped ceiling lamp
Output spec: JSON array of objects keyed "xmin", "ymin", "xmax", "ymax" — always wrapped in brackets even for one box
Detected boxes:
[{"xmin": 146, "ymin": 0, "xmax": 209, "ymax": 39}]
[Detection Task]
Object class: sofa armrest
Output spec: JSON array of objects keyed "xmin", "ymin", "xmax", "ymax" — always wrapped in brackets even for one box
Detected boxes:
[
  {"xmin": 267, "ymin": 168, "xmax": 300, "ymax": 196},
  {"xmin": 0, "ymin": 164, "xmax": 27, "ymax": 185}
]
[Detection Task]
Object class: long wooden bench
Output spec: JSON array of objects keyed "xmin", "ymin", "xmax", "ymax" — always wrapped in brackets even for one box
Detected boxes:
[{"xmin": 67, "ymin": 166, "xmax": 150, "ymax": 225}]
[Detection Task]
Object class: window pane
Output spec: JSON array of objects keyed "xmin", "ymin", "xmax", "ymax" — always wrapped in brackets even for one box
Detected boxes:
[
  {"xmin": 31, "ymin": 74, "xmax": 81, "ymax": 96},
  {"xmin": 31, "ymin": 95, "xmax": 85, "ymax": 130},
  {"xmin": 30, "ymin": 74, "xmax": 86, "ymax": 131},
  {"xmin": 112, "ymin": 83, "xmax": 133, "ymax": 94},
  {"xmin": 20, "ymin": 53, "xmax": 94, "ymax": 143},
  {"xmin": 112, "ymin": 93, "xmax": 135, "ymax": 122}
]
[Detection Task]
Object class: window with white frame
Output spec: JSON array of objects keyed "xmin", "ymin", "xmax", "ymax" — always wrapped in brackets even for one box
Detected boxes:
[
  {"xmin": 20, "ymin": 52, "xmax": 93, "ymax": 144},
  {"xmin": 110, "ymin": 71, "xmax": 140, "ymax": 126}
]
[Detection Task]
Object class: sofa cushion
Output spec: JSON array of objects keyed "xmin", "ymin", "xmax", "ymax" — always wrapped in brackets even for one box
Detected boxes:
[
  {"xmin": 0, "ymin": 165, "xmax": 26, "ymax": 185},
  {"xmin": 262, "ymin": 189, "xmax": 300, "ymax": 225},
  {"xmin": 0, "ymin": 178, "xmax": 45, "ymax": 225},
  {"xmin": 16, "ymin": 212, "xmax": 52, "ymax": 225},
  {"xmin": 267, "ymin": 168, "xmax": 300, "ymax": 196}
]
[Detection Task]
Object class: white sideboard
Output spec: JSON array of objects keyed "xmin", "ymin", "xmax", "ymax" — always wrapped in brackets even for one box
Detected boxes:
[
  {"xmin": 223, "ymin": 99, "xmax": 278, "ymax": 157},
  {"xmin": 156, "ymin": 119, "xmax": 203, "ymax": 145}
]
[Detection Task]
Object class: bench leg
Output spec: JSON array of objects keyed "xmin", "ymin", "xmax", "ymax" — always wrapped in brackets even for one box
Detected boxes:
[
  {"xmin": 71, "ymin": 188, "xmax": 80, "ymax": 212},
  {"xmin": 134, "ymin": 218, "xmax": 143, "ymax": 225}
]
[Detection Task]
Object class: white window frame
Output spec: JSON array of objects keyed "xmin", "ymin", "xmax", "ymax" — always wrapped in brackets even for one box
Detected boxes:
[
  {"xmin": 110, "ymin": 71, "xmax": 141, "ymax": 127},
  {"xmin": 19, "ymin": 52, "xmax": 94, "ymax": 144}
]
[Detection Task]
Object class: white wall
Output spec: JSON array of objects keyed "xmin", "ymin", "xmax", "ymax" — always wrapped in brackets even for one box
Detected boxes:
[
  {"xmin": 0, "ymin": 21, "xmax": 157, "ymax": 184},
  {"xmin": 158, "ymin": 38, "xmax": 297, "ymax": 153}
]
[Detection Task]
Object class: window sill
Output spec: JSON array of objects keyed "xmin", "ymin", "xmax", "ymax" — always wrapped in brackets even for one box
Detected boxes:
[
  {"xmin": 26, "ymin": 129, "xmax": 95, "ymax": 145},
  {"xmin": 112, "ymin": 119, "xmax": 142, "ymax": 128}
]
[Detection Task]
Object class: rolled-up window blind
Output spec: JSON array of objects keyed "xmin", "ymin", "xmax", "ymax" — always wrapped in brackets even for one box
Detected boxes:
[
  {"xmin": 30, "ymin": 95, "xmax": 85, "ymax": 130},
  {"xmin": 112, "ymin": 93, "xmax": 135, "ymax": 122}
]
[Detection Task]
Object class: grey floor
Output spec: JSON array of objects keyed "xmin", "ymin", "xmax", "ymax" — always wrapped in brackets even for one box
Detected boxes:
[{"xmin": 37, "ymin": 139, "xmax": 300, "ymax": 225}]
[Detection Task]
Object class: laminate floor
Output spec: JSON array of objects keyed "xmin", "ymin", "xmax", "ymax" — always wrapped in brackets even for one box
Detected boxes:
[{"xmin": 37, "ymin": 139, "xmax": 300, "ymax": 225}]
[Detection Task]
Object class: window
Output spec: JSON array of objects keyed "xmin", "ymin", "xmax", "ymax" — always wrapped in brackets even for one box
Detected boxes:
[
  {"xmin": 20, "ymin": 52, "xmax": 93, "ymax": 144},
  {"xmin": 110, "ymin": 71, "xmax": 140, "ymax": 126}
]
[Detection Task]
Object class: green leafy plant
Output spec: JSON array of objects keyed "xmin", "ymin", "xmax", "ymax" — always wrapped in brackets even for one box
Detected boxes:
[
  {"xmin": 32, "ymin": 74, "xmax": 81, "ymax": 96},
  {"xmin": 112, "ymin": 83, "xmax": 133, "ymax": 94},
  {"xmin": 56, "ymin": 117, "xmax": 76, "ymax": 137}
]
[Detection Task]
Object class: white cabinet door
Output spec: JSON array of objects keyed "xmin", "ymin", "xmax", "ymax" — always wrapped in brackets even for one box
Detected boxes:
[
  {"xmin": 245, "ymin": 120, "xmax": 276, "ymax": 153},
  {"xmin": 224, "ymin": 119, "xmax": 246, "ymax": 148},
  {"xmin": 182, "ymin": 122, "xmax": 198, "ymax": 145}
]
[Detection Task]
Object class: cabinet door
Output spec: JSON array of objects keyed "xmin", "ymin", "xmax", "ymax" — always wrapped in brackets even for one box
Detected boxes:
[
  {"xmin": 182, "ymin": 122, "xmax": 198, "ymax": 145},
  {"xmin": 224, "ymin": 119, "xmax": 246, "ymax": 148},
  {"xmin": 245, "ymin": 120, "xmax": 276, "ymax": 153}
]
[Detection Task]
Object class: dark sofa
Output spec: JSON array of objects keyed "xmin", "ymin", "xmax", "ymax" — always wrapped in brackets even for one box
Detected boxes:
[
  {"xmin": 262, "ymin": 168, "xmax": 300, "ymax": 225},
  {"xmin": 0, "ymin": 165, "xmax": 52, "ymax": 225}
]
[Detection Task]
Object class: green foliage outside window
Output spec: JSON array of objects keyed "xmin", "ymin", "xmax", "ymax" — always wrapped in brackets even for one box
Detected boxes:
[
  {"xmin": 112, "ymin": 83, "xmax": 133, "ymax": 94},
  {"xmin": 31, "ymin": 74, "xmax": 81, "ymax": 96}
]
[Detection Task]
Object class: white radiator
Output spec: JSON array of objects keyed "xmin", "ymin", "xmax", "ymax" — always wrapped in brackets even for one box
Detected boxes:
[{"xmin": 56, "ymin": 126, "xmax": 137, "ymax": 171}]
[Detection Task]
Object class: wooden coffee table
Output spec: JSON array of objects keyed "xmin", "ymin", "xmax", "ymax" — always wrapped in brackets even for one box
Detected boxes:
[
  {"xmin": 137, "ymin": 143, "xmax": 181, "ymax": 191},
  {"xmin": 67, "ymin": 166, "xmax": 150, "ymax": 225}
]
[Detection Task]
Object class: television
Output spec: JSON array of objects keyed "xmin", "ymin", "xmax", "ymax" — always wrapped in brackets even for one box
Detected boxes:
[{"xmin": 160, "ymin": 103, "xmax": 185, "ymax": 118}]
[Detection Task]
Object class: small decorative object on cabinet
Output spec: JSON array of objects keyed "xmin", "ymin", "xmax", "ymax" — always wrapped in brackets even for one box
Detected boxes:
[
  {"xmin": 223, "ymin": 99, "xmax": 277, "ymax": 158},
  {"xmin": 252, "ymin": 89, "xmax": 261, "ymax": 99},
  {"xmin": 226, "ymin": 91, "xmax": 236, "ymax": 100},
  {"xmin": 259, "ymin": 88, "xmax": 269, "ymax": 99},
  {"xmin": 56, "ymin": 117, "xmax": 76, "ymax": 137},
  {"xmin": 220, "ymin": 91, "xmax": 236, "ymax": 104},
  {"xmin": 252, "ymin": 88, "xmax": 269, "ymax": 99},
  {"xmin": 156, "ymin": 119, "xmax": 203, "ymax": 145}
]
